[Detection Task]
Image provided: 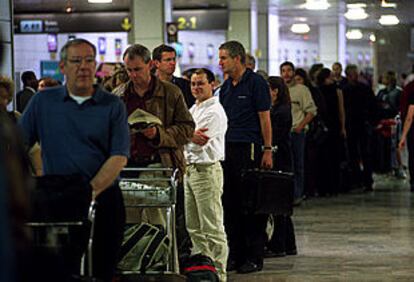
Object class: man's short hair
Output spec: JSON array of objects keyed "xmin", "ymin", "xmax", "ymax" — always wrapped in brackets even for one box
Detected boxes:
[
  {"xmin": 193, "ymin": 68, "xmax": 215, "ymax": 83},
  {"xmin": 280, "ymin": 61, "xmax": 295, "ymax": 72},
  {"xmin": 219, "ymin": 41, "xmax": 246, "ymax": 65},
  {"xmin": 345, "ymin": 64, "xmax": 358, "ymax": 76},
  {"xmin": 59, "ymin": 38, "xmax": 96, "ymax": 62},
  {"xmin": 123, "ymin": 44, "xmax": 151, "ymax": 64},
  {"xmin": 152, "ymin": 44, "xmax": 176, "ymax": 61},
  {"xmin": 0, "ymin": 75, "xmax": 15, "ymax": 102},
  {"xmin": 21, "ymin": 71, "xmax": 36, "ymax": 85},
  {"xmin": 332, "ymin": 62, "xmax": 342, "ymax": 69},
  {"xmin": 246, "ymin": 53, "xmax": 256, "ymax": 69}
]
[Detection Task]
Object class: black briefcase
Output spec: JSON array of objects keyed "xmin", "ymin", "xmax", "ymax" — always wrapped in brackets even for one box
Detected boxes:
[{"xmin": 241, "ymin": 169, "xmax": 294, "ymax": 215}]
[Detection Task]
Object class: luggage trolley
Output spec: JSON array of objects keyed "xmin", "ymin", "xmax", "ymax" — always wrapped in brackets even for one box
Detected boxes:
[
  {"xmin": 119, "ymin": 167, "xmax": 179, "ymax": 274},
  {"xmin": 26, "ymin": 200, "xmax": 98, "ymax": 280}
]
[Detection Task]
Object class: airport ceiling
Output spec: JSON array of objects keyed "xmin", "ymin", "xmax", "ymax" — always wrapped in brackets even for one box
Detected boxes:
[{"xmin": 13, "ymin": 0, "xmax": 414, "ymax": 31}]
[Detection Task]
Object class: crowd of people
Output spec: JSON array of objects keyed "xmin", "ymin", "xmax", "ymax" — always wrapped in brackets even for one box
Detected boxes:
[{"xmin": 1, "ymin": 37, "xmax": 414, "ymax": 282}]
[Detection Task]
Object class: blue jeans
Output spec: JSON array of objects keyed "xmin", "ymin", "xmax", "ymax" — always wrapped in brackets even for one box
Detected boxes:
[{"xmin": 291, "ymin": 131, "xmax": 306, "ymax": 199}]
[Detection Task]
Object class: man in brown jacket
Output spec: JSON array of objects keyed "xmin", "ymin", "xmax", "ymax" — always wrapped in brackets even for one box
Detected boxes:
[{"xmin": 113, "ymin": 43, "xmax": 194, "ymax": 259}]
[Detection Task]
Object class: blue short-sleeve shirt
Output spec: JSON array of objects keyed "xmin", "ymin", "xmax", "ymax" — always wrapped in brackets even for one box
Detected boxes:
[
  {"xmin": 19, "ymin": 85, "xmax": 130, "ymax": 180},
  {"xmin": 219, "ymin": 68, "xmax": 271, "ymax": 144}
]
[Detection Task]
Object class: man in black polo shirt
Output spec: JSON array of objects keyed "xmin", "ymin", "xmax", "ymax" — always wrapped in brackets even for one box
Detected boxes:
[
  {"xmin": 219, "ymin": 40, "xmax": 273, "ymax": 274},
  {"xmin": 152, "ymin": 44, "xmax": 195, "ymax": 108}
]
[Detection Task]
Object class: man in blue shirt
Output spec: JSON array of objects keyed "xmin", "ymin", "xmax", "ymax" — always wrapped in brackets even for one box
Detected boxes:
[
  {"xmin": 19, "ymin": 38, "xmax": 130, "ymax": 281},
  {"xmin": 219, "ymin": 41, "xmax": 273, "ymax": 274}
]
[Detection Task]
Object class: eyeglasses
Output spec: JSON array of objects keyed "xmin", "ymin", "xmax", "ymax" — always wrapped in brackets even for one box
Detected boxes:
[
  {"xmin": 191, "ymin": 80, "xmax": 208, "ymax": 87},
  {"xmin": 67, "ymin": 56, "xmax": 96, "ymax": 66}
]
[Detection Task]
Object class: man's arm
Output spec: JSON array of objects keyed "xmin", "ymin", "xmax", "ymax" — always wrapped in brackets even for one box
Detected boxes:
[
  {"xmin": 258, "ymin": 110, "xmax": 273, "ymax": 169},
  {"xmin": 399, "ymin": 105, "xmax": 414, "ymax": 149},
  {"xmin": 156, "ymin": 89, "xmax": 195, "ymax": 148},
  {"xmin": 294, "ymin": 87, "xmax": 317, "ymax": 133},
  {"xmin": 337, "ymin": 89, "xmax": 346, "ymax": 137},
  {"xmin": 294, "ymin": 112, "xmax": 315, "ymax": 133},
  {"xmin": 90, "ymin": 155, "xmax": 127, "ymax": 199}
]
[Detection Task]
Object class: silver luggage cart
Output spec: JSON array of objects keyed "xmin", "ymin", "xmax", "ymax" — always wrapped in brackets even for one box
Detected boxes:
[
  {"xmin": 119, "ymin": 167, "xmax": 179, "ymax": 275},
  {"xmin": 26, "ymin": 200, "xmax": 98, "ymax": 279}
]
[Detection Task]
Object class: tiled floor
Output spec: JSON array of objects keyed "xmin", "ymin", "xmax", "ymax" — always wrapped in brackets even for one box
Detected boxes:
[{"xmin": 229, "ymin": 174, "xmax": 414, "ymax": 281}]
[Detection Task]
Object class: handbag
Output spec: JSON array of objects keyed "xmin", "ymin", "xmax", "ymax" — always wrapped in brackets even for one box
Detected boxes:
[
  {"xmin": 308, "ymin": 117, "xmax": 329, "ymax": 145},
  {"xmin": 241, "ymin": 169, "xmax": 294, "ymax": 215}
]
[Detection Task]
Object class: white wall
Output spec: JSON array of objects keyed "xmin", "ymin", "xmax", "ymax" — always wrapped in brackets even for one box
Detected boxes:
[
  {"xmin": 14, "ymin": 32, "xmax": 128, "ymax": 79},
  {"xmin": 177, "ymin": 30, "xmax": 226, "ymax": 72}
]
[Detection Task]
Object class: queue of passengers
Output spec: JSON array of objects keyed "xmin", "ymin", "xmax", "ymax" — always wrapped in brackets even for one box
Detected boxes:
[{"xmin": 1, "ymin": 37, "xmax": 412, "ymax": 282}]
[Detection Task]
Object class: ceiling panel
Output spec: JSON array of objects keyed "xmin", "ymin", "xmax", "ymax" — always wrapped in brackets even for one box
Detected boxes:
[{"xmin": 13, "ymin": 0, "xmax": 413, "ymax": 31}]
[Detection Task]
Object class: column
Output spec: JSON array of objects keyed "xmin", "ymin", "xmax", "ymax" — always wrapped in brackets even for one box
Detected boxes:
[
  {"xmin": 257, "ymin": 11, "xmax": 268, "ymax": 72},
  {"xmin": 1, "ymin": 0, "xmax": 14, "ymax": 112},
  {"xmin": 0, "ymin": 0, "xmax": 13, "ymax": 78},
  {"xmin": 267, "ymin": 10, "xmax": 280, "ymax": 75},
  {"xmin": 129, "ymin": 0, "xmax": 172, "ymax": 51},
  {"xmin": 227, "ymin": 8, "xmax": 257, "ymax": 55},
  {"xmin": 318, "ymin": 18, "xmax": 346, "ymax": 68}
]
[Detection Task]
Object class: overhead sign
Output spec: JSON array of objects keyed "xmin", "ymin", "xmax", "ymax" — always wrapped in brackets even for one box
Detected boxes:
[
  {"xmin": 15, "ymin": 12, "xmax": 130, "ymax": 33},
  {"xmin": 172, "ymin": 9, "xmax": 228, "ymax": 30},
  {"xmin": 19, "ymin": 20, "xmax": 43, "ymax": 33}
]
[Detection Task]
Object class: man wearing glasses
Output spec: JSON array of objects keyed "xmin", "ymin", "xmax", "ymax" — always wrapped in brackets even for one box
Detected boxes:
[{"xmin": 19, "ymin": 38, "xmax": 130, "ymax": 281}]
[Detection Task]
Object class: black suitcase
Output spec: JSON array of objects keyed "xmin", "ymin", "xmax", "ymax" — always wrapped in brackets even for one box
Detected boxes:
[{"xmin": 241, "ymin": 169, "xmax": 294, "ymax": 215}]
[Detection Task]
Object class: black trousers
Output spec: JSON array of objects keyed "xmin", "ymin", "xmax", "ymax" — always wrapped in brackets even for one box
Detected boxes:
[
  {"xmin": 92, "ymin": 183, "xmax": 125, "ymax": 281},
  {"xmin": 407, "ymin": 129, "xmax": 414, "ymax": 190},
  {"xmin": 347, "ymin": 125, "xmax": 374, "ymax": 188},
  {"xmin": 222, "ymin": 142, "xmax": 268, "ymax": 266}
]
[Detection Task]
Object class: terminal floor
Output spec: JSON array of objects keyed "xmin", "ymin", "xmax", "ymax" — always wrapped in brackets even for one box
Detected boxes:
[{"xmin": 228, "ymin": 174, "xmax": 414, "ymax": 281}]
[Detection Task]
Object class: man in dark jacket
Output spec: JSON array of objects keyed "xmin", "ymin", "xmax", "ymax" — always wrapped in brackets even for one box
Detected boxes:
[
  {"xmin": 152, "ymin": 44, "xmax": 195, "ymax": 108},
  {"xmin": 16, "ymin": 71, "xmax": 38, "ymax": 113},
  {"xmin": 342, "ymin": 64, "xmax": 378, "ymax": 191}
]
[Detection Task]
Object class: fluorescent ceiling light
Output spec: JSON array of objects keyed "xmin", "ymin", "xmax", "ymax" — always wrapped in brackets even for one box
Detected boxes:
[
  {"xmin": 346, "ymin": 29, "xmax": 363, "ymax": 40},
  {"xmin": 379, "ymin": 15, "xmax": 399, "ymax": 25},
  {"xmin": 347, "ymin": 3, "xmax": 367, "ymax": 9},
  {"xmin": 88, "ymin": 0, "xmax": 112, "ymax": 3},
  {"xmin": 303, "ymin": 0, "xmax": 330, "ymax": 10},
  {"xmin": 381, "ymin": 0, "xmax": 397, "ymax": 8},
  {"xmin": 345, "ymin": 8, "xmax": 368, "ymax": 20},
  {"xmin": 291, "ymin": 23, "xmax": 310, "ymax": 34},
  {"xmin": 369, "ymin": 34, "xmax": 376, "ymax": 42}
]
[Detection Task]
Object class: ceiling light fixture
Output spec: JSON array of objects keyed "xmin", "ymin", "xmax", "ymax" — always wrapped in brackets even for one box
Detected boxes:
[
  {"xmin": 88, "ymin": 0, "xmax": 112, "ymax": 3},
  {"xmin": 303, "ymin": 0, "xmax": 330, "ymax": 10},
  {"xmin": 347, "ymin": 3, "xmax": 367, "ymax": 9},
  {"xmin": 346, "ymin": 29, "xmax": 363, "ymax": 40},
  {"xmin": 381, "ymin": 0, "xmax": 397, "ymax": 8},
  {"xmin": 291, "ymin": 23, "xmax": 311, "ymax": 34},
  {"xmin": 369, "ymin": 34, "xmax": 376, "ymax": 42},
  {"xmin": 379, "ymin": 15, "xmax": 399, "ymax": 25},
  {"xmin": 345, "ymin": 8, "xmax": 368, "ymax": 20},
  {"xmin": 65, "ymin": 0, "xmax": 73, "ymax": 13}
]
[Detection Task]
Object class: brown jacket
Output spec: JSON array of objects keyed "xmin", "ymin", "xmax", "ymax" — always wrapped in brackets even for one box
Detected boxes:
[{"xmin": 113, "ymin": 76, "xmax": 195, "ymax": 178}]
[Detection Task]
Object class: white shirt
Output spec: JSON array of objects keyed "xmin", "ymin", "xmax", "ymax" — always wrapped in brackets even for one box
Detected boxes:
[{"xmin": 185, "ymin": 96, "xmax": 228, "ymax": 164}]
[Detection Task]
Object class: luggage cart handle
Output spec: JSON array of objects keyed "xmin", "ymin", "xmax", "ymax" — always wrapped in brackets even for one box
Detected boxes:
[{"xmin": 122, "ymin": 167, "xmax": 174, "ymax": 172}]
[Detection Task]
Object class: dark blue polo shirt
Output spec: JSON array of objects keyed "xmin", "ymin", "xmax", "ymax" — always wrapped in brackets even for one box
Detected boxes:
[
  {"xmin": 19, "ymin": 85, "xmax": 130, "ymax": 180},
  {"xmin": 219, "ymin": 68, "xmax": 271, "ymax": 144}
]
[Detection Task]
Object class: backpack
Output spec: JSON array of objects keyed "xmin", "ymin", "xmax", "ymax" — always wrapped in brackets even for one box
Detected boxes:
[
  {"xmin": 117, "ymin": 223, "xmax": 169, "ymax": 273},
  {"xmin": 182, "ymin": 254, "xmax": 219, "ymax": 282}
]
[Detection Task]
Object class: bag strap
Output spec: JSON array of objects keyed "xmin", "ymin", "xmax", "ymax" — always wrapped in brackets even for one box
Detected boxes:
[
  {"xmin": 140, "ymin": 228, "xmax": 168, "ymax": 273},
  {"xmin": 118, "ymin": 224, "xmax": 152, "ymax": 260}
]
